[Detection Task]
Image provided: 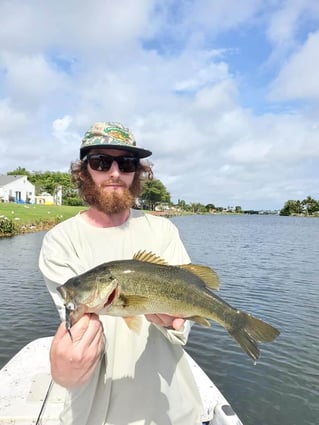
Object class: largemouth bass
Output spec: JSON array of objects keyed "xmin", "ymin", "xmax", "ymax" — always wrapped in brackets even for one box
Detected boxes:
[{"xmin": 58, "ymin": 251, "xmax": 279, "ymax": 361}]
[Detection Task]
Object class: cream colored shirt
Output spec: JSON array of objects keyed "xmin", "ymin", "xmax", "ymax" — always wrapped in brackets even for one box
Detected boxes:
[{"xmin": 39, "ymin": 209, "xmax": 204, "ymax": 425}]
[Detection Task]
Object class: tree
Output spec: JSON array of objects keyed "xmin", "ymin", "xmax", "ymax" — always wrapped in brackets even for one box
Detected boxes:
[
  {"xmin": 205, "ymin": 203, "xmax": 216, "ymax": 211},
  {"xmin": 280, "ymin": 199, "xmax": 306, "ymax": 216},
  {"xmin": 7, "ymin": 167, "xmax": 31, "ymax": 178},
  {"xmin": 302, "ymin": 196, "xmax": 319, "ymax": 215},
  {"xmin": 177, "ymin": 199, "xmax": 188, "ymax": 211},
  {"xmin": 280, "ymin": 200, "xmax": 300, "ymax": 216},
  {"xmin": 189, "ymin": 202, "xmax": 206, "ymax": 214},
  {"xmin": 280, "ymin": 196, "xmax": 319, "ymax": 216},
  {"xmin": 140, "ymin": 179, "xmax": 171, "ymax": 210}
]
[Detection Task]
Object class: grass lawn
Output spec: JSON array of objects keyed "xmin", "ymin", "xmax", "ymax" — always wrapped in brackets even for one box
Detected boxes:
[
  {"xmin": 0, "ymin": 203, "xmax": 86, "ymax": 236},
  {"xmin": 0, "ymin": 203, "xmax": 85, "ymax": 225}
]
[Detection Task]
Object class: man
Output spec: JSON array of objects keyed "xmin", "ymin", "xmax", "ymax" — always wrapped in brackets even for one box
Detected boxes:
[{"xmin": 39, "ymin": 122, "xmax": 204, "ymax": 424}]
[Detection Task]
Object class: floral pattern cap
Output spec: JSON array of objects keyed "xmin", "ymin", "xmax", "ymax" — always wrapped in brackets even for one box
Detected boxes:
[{"xmin": 80, "ymin": 121, "xmax": 152, "ymax": 159}]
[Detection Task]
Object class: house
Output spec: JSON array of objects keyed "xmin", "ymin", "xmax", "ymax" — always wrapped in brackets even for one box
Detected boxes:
[
  {"xmin": 34, "ymin": 186, "xmax": 63, "ymax": 205},
  {"xmin": 34, "ymin": 192, "xmax": 55, "ymax": 205},
  {"xmin": 0, "ymin": 175, "xmax": 35, "ymax": 204}
]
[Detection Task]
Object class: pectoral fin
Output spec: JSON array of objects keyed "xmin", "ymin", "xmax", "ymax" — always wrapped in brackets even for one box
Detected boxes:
[
  {"xmin": 123, "ymin": 316, "xmax": 143, "ymax": 333},
  {"xmin": 119, "ymin": 295, "xmax": 148, "ymax": 333}
]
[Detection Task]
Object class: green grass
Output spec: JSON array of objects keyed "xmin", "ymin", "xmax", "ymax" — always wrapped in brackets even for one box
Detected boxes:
[
  {"xmin": 0, "ymin": 203, "xmax": 85, "ymax": 224},
  {"xmin": 0, "ymin": 203, "xmax": 86, "ymax": 236}
]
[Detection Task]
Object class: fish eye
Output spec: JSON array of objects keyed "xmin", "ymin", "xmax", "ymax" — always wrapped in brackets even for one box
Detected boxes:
[{"xmin": 66, "ymin": 302, "xmax": 75, "ymax": 311}]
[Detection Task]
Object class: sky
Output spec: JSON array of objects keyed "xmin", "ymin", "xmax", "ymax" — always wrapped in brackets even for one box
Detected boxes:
[{"xmin": 0, "ymin": 0, "xmax": 319, "ymax": 210}]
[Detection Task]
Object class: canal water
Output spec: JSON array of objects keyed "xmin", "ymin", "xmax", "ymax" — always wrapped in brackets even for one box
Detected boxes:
[{"xmin": 0, "ymin": 214, "xmax": 318, "ymax": 425}]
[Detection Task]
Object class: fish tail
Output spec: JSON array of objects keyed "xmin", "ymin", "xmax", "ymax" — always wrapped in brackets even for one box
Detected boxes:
[{"xmin": 228, "ymin": 311, "xmax": 280, "ymax": 361}]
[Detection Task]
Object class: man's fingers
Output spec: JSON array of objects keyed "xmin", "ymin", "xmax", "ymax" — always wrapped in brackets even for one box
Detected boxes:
[
  {"xmin": 172, "ymin": 318, "xmax": 185, "ymax": 331},
  {"xmin": 55, "ymin": 320, "xmax": 69, "ymax": 339},
  {"xmin": 145, "ymin": 314, "xmax": 185, "ymax": 330},
  {"xmin": 67, "ymin": 314, "xmax": 91, "ymax": 342},
  {"xmin": 50, "ymin": 313, "xmax": 104, "ymax": 388}
]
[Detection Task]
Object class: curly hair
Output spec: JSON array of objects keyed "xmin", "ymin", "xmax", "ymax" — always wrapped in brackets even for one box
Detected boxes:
[{"xmin": 70, "ymin": 159, "xmax": 153, "ymax": 203}]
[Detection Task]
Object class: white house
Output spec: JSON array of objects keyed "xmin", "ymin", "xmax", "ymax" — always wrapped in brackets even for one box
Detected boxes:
[{"xmin": 0, "ymin": 175, "xmax": 35, "ymax": 203}]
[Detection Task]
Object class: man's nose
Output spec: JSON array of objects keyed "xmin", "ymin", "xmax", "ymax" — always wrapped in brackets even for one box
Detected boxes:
[{"xmin": 108, "ymin": 160, "xmax": 121, "ymax": 176}]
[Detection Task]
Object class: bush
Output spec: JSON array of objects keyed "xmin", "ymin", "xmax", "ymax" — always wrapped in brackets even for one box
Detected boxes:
[
  {"xmin": 63, "ymin": 197, "xmax": 85, "ymax": 206},
  {"xmin": 0, "ymin": 217, "xmax": 18, "ymax": 236}
]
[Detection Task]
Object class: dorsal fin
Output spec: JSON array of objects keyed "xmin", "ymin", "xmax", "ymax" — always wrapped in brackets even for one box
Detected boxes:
[
  {"xmin": 179, "ymin": 264, "xmax": 220, "ymax": 290},
  {"xmin": 133, "ymin": 250, "xmax": 168, "ymax": 265}
]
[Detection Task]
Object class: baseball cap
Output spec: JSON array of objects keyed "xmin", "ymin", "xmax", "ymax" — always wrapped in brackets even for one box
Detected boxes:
[{"xmin": 80, "ymin": 121, "xmax": 152, "ymax": 159}]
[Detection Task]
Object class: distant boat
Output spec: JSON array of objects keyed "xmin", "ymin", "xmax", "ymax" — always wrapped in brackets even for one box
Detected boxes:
[{"xmin": 0, "ymin": 337, "xmax": 244, "ymax": 425}]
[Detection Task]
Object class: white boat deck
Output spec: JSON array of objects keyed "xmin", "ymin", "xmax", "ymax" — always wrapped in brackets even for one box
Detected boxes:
[
  {"xmin": 0, "ymin": 337, "xmax": 64, "ymax": 424},
  {"xmin": 0, "ymin": 337, "xmax": 243, "ymax": 425}
]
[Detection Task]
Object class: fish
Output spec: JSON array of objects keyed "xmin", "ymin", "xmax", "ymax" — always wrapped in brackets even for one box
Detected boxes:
[{"xmin": 58, "ymin": 250, "xmax": 280, "ymax": 361}]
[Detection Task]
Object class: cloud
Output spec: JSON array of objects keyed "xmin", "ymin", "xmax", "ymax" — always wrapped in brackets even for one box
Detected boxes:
[
  {"xmin": 0, "ymin": 0, "xmax": 319, "ymax": 209},
  {"xmin": 0, "ymin": 100, "xmax": 28, "ymax": 136},
  {"xmin": 268, "ymin": 31, "xmax": 319, "ymax": 101},
  {"xmin": 0, "ymin": 0, "xmax": 155, "ymax": 54},
  {"xmin": 1, "ymin": 53, "xmax": 69, "ymax": 109},
  {"xmin": 266, "ymin": 0, "xmax": 319, "ymax": 46}
]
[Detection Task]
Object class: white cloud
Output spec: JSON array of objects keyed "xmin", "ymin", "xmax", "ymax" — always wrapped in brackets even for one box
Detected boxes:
[
  {"xmin": 0, "ymin": 0, "xmax": 155, "ymax": 54},
  {"xmin": 267, "ymin": 0, "xmax": 319, "ymax": 46},
  {"xmin": 0, "ymin": 0, "xmax": 319, "ymax": 209},
  {"xmin": 268, "ymin": 31, "xmax": 319, "ymax": 101},
  {"xmin": 1, "ymin": 53, "xmax": 69, "ymax": 108},
  {"xmin": 52, "ymin": 116, "xmax": 73, "ymax": 139},
  {"xmin": 0, "ymin": 100, "xmax": 28, "ymax": 137}
]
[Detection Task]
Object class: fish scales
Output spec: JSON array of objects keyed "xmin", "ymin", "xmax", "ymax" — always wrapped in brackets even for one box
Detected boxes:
[
  {"xmin": 111, "ymin": 261, "xmax": 212, "ymax": 310},
  {"xmin": 58, "ymin": 251, "xmax": 280, "ymax": 361},
  {"xmin": 97, "ymin": 260, "xmax": 239, "ymax": 327}
]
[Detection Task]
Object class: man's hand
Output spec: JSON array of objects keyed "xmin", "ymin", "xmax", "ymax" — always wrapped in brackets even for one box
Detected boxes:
[
  {"xmin": 50, "ymin": 313, "xmax": 104, "ymax": 388},
  {"xmin": 145, "ymin": 314, "xmax": 185, "ymax": 331}
]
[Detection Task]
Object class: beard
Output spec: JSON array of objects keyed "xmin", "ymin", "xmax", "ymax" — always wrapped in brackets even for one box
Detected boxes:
[{"xmin": 81, "ymin": 174, "xmax": 136, "ymax": 214}]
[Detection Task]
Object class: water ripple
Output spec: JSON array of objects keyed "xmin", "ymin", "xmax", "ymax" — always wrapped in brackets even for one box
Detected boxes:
[
  {"xmin": 1, "ymin": 216, "xmax": 318, "ymax": 425},
  {"xmin": 172, "ymin": 215, "xmax": 319, "ymax": 425}
]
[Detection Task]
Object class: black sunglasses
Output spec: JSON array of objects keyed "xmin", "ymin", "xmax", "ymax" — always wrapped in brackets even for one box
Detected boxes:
[{"xmin": 84, "ymin": 153, "xmax": 139, "ymax": 173}]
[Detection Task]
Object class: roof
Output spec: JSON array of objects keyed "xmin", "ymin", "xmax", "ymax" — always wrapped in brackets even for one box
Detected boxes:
[{"xmin": 0, "ymin": 175, "xmax": 29, "ymax": 187}]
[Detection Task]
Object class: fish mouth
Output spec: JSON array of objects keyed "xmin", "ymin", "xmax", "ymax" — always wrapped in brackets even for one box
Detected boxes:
[{"xmin": 103, "ymin": 288, "xmax": 117, "ymax": 308}]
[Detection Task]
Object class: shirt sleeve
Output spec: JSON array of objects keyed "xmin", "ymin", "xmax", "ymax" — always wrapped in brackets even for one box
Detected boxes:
[{"xmin": 38, "ymin": 224, "xmax": 84, "ymax": 321}]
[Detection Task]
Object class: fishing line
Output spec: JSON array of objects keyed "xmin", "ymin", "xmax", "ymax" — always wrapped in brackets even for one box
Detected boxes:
[{"xmin": 35, "ymin": 378, "xmax": 54, "ymax": 425}]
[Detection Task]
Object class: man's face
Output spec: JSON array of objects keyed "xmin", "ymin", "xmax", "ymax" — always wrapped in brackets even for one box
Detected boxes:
[{"xmin": 82, "ymin": 148, "xmax": 137, "ymax": 214}]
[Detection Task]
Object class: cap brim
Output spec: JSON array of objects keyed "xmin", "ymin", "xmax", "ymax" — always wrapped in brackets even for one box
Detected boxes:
[{"xmin": 80, "ymin": 145, "xmax": 152, "ymax": 159}]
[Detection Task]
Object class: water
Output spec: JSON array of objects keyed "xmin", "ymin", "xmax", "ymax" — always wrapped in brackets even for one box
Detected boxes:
[
  {"xmin": 0, "ymin": 215, "xmax": 318, "ymax": 425},
  {"xmin": 0, "ymin": 232, "xmax": 59, "ymax": 364},
  {"xmin": 171, "ymin": 215, "xmax": 319, "ymax": 425}
]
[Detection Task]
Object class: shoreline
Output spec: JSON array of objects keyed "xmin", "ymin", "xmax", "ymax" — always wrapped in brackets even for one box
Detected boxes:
[
  {"xmin": 1, "ymin": 209, "xmax": 317, "ymax": 239},
  {"xmin": 0, "ymin": 221, "xmax": 57, "ymax": 238}
]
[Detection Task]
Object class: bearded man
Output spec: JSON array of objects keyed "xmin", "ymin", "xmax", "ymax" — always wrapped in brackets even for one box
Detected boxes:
[{"xmin": 39, "ymin": 122, "xmax": 205, "ymax": 425}]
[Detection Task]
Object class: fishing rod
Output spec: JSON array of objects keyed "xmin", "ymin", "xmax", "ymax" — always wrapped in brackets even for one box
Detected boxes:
[{"xmin": 35, "ymin": 378, "xmax": 54, "ymax": 425}]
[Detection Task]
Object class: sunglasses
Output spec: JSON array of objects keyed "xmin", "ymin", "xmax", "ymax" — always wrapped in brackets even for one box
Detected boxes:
[{"xmin": 84, "ymin": 153, "xmax": 139, "ymax": 173}]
